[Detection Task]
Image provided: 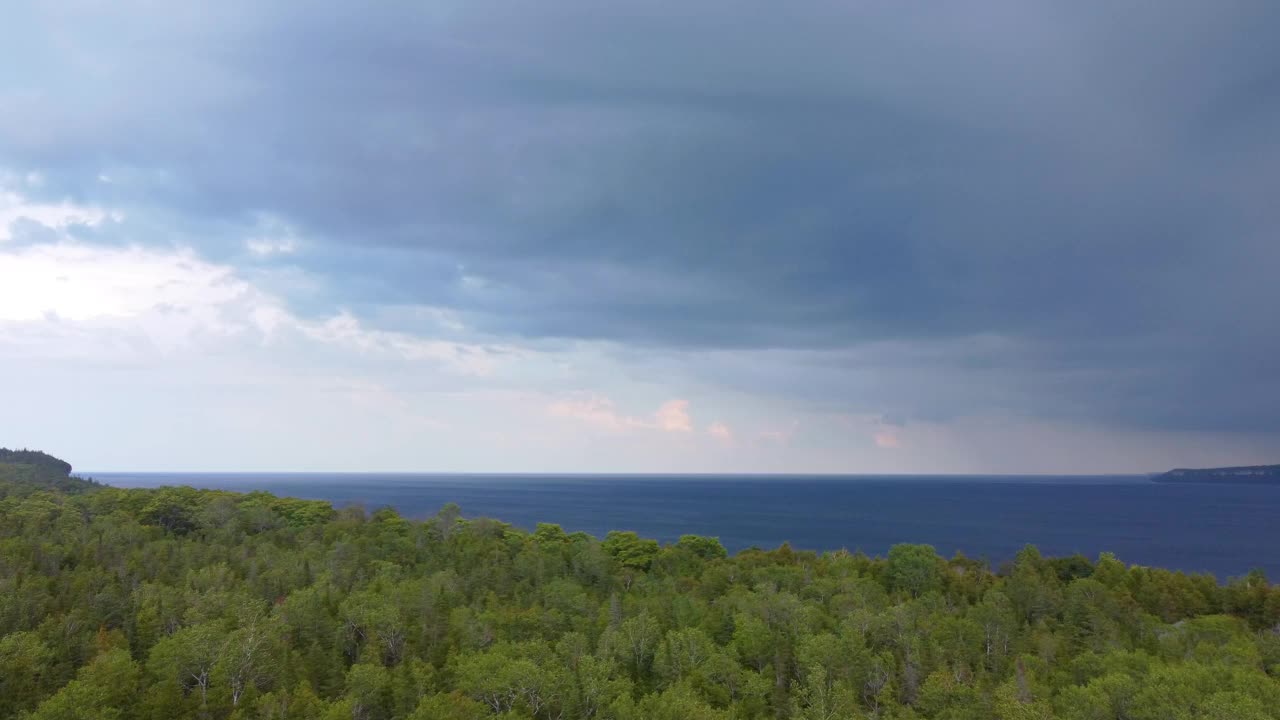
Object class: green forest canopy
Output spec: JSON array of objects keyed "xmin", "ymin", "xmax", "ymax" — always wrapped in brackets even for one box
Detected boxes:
[{"xmin": 1, "ymin": 450, "xmax": 1278, "ymax": 720}]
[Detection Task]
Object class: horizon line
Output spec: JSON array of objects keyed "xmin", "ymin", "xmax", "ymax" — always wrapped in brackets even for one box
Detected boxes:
[{"xmin": 82, "ymin": 469, "xmax": 1156, "ymax": 478}]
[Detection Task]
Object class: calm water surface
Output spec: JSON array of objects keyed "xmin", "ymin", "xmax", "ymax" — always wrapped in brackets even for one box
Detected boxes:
[{"xmin": 92, "ymin": 473, "xmax": 1280, "ymax": 580}]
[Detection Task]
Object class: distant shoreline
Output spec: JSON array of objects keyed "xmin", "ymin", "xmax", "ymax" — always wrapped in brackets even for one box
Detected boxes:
[{"xmin": 1153, "ymin": 464, "xmax": 1280, "ymax": 484}]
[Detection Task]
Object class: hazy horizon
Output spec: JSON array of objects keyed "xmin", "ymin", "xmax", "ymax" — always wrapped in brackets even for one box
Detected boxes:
[{"xmin": 88, "ymin": 469, "xmax": 1153, "ymax": 478}]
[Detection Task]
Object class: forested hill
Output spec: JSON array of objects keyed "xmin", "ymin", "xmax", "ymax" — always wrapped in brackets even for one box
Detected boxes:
[
  {"xmin": 0, "ymin": 447, "xmax": 97, "ymax": 495},
  {"xmin": 1, "ymin": 459, "xmax": 1279, "ymax": 719},
  {"xmin": 1154, "ymin": 464, "xmax": 1280, "ymax": 484}
]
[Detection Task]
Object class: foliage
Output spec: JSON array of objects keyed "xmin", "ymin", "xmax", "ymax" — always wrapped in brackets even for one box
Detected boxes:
[
  {"xmin": 0, "ymin": 448, "xmax": 97, "ymax": 497},
  {"xmin": 1, "ymin": 464, "xmax": 1278, "ymax": 719}
]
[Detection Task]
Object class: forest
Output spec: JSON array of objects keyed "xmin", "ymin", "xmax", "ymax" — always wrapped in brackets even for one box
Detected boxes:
[{"xmin": 1, "ymin": 451, "xmax": 1279, "ymax": 720}]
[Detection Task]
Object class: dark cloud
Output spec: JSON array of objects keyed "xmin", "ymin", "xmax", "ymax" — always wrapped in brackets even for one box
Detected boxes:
[{"xmin": 3, "ymin": 1, "xmax": 1279, "ymax": 432}]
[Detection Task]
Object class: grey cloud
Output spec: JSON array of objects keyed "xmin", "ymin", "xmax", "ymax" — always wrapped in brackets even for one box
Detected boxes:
[{"xmin": 3, "ymin": 1, "xmax": 1279, "ymax": 433}]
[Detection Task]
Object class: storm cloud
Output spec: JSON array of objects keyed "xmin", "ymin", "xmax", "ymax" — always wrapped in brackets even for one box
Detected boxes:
[{"xmin": 2, "ymin": 1, "xmax": 1278, "ymax": 469}]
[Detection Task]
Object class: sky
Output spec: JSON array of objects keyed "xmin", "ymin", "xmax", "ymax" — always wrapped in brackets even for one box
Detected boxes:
[{"xmin": 1, "ymin": 2, "xmax": 1278, "ymax": 474}]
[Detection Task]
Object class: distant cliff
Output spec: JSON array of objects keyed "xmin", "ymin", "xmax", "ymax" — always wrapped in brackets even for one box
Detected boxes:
[
  {"xmin": 1154, "ymin": 464, "xmax": 1280, "ymax": 484},
  {"xmin": 0, "ymin": 448, "xmax": 97, "ymax": 495}
]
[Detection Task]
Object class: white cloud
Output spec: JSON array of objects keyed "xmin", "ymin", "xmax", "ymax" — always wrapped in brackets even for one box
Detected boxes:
[
  {"xmin": 0, "ymin": 242, "xmax": 244, "ymax": 324},
  {"xmin": 244, "ymin": 213, "xmax": 301, "ymax": 257},
  {"xmin": 707, "ymin": 421, "xmax": 733, "ymax": 441},
  {"xmin": 0, "ymin": 239, "xmax": 507, "ymax": 374},
  {"xmin": 246, "ymin": 236, "xmax": 298, "ymax": 257},
  {"xmin": 0, "ymin": 219, "xmax": 534, "ymax": 468},
  {"xmin": 655, "ymin": 399, "xmax": 692, "ymax": 432},
  {"xmin": 300, "ymin": 311, "xmax": 502, "ymax": 376},
  {"xmin": 0, "ymin": 242, "xmax": 261, "ymax": 356},
  {"xmin": 548, "ymin": 394, "xmax": 694, "ymax": 434},
  {"xmin": 873, "ymin": 430, "xmax": 901, "ymax": 449},
  {"xmin": 547, "ymin": 393, "xmax": 635, "ymax": 431},
  {"xmin": 0, "ymin": 180, "xmax": 499, "ymax": 370},
  {"xmin": 0, "ymin": 187, "xmax": 120, "ymax": 242}
]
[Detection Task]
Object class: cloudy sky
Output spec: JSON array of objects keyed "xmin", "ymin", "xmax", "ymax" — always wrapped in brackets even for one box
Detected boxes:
[{"xmin": 2, "ymin": 2, "xmax": 1277, "ymax": 473}]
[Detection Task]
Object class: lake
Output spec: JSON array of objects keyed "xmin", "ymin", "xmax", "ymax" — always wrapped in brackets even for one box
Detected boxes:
[{"xmin": 92, "ymin": 472, "xmax": 1280, "ymax": 580}]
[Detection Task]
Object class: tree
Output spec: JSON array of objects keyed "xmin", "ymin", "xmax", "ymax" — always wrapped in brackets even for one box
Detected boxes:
[
  {"xmin": 139, "ymin": 486, "xmax": 203, "ymax": 534},
  {"xmin": 732, "ymin": 613, "xmax": 773, "ymax": 674},
  {"xmin": 534, "ymin": 522, "xmax": 570, "ymax": 545},
  {"xmin": 655, "ymin": 627, "xmax": 715, "ymax": 683},
  {"xmin": 615, "ymin": 682, "xmax": 729, "ymax": 720},
  {"xmin": 886, "ymin": 544, "xmax": 943, "ymax": 597},
  {"xmin": 27, "ymin": 648, "xmax": 141, "ymax": 720},
  {"xmin": 345, "ymin": 663, "xmax": 392, "ymax": 720},
  {"xmin": 453, "ymin": 643, "xmax": 566, "ymax": 717},
  {"xmin": 675, "ymin": 535, "xmax": 728, "ymax": 560},
  {"xmin": 1006, "ymin": 545, "xmax": 1063, "ymax": 623},
  {"xmin": 602, "ymin": 531, "xmax": 660, "ymax": 572},
  {"xmin": 215, "ymin": 609, "xmax": 283, "ymax": 707},
  {"xmin": 602, "ymin": 614, "xmax": 661, "ymax": 687},
  {"xmin": 146, "ymin": 623, "xmax": 224, "ymax": 710},
  {"xmin": 408, "ymin": 692, "xmax": 490, "ymax": 720},
  {"xmin": 340, "ymin": 589, "xmax": 407, "ymax": 666},
  {"xmin": 0, "ymin": 631, "xmax": 54, "ymax": 717},
  {"xmin": 790, "ymin": 666, "xmax": 859, "ymax": 720}
]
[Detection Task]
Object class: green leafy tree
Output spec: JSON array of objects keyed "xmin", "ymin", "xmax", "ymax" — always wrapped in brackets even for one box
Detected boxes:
[
  {"xmin": 27, "ymin": 648, "xmax": 141, "ymax": 720},
  {"xmin": 602, "ymin": 531, "xmax": 660, "ymax": 571},
  {"xmin": 0, "ymin": 631, "xmax": 54, "ymax": 717},
  {"xmin": 886, "ymin": 543, "xmax": 944, "ymax": 597},
  {"xmin": 675, "ymin": 535, "xmax": 728, "ymax": 560},
  {"xmin": 407, "ymin": 691, "xmax": 491, "ymax": 720},
  {"xmin": 140, "ymin": 486, "xmax": 204, "ymax": 534},
  {"xmin": 146, "ymin": 622, "xmax": 225, "ymax": 712}
]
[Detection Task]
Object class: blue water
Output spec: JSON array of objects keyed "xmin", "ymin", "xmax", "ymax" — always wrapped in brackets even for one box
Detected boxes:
[{"xmin": 91, "ymin": 473, "xmax": 1280, "ymax": 581}]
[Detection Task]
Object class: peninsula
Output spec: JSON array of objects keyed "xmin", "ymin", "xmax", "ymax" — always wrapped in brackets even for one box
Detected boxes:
[{"xmin": 1153, "ymin": 463, "xmax": 1280, "ymax": 484}]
